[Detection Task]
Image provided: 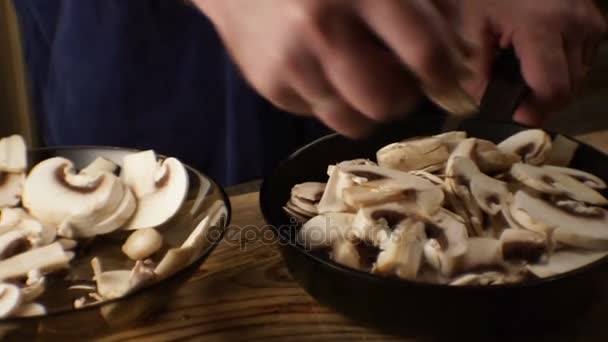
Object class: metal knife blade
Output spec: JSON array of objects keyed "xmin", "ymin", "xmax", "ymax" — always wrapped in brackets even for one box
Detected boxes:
[{"xmin": 440, "ymin": 48, "xmax": 529, "ymax": 132}]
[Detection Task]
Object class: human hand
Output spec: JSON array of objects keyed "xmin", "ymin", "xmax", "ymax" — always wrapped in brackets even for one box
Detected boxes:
[
  {"xmin": 460, "ymin": 0, "xmax": 606, "ymax": 126},
  {"xmin": 194, "ymin": 0, "xmax": 470, "ymax": 138}
]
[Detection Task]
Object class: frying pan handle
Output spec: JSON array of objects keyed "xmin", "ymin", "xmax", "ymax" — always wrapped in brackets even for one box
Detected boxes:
[{"xmin": 478, "ymin": 48, "xmax": 530, "ymax": 123}]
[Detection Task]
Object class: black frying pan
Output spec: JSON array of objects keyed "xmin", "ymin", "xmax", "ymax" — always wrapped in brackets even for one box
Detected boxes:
[{"xmin": 260, "ymin": 115, "xmax": 608, "ymax": 340}]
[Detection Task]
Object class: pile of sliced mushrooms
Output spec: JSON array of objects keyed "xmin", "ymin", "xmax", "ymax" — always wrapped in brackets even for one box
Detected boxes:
[
  {"xmin": 0, "ymin": 135, "xmax": 221, "ymax": 319},
  {"xmin": 285, "ymin": 129, "xmax": 608, "ymax": 286}
]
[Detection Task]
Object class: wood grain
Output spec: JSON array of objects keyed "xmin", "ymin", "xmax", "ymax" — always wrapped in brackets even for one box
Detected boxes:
[{"xmin": 97, "ymin": 192, "xmax": 400, "ymax": 342}]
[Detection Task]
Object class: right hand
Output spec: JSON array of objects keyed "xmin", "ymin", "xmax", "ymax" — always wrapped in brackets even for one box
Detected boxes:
[{"xmin": 194, "ymin": 0, "xmax": 470, "ymax": 138}]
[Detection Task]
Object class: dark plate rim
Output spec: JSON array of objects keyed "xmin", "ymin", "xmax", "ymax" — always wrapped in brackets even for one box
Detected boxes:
[
  {"xmin": 1, "ymin": 145, "xmax": 233, "ymax": 323},
  {"xmin": 260, "ymin": 120, "xmax": 608, "ymax": 291}
]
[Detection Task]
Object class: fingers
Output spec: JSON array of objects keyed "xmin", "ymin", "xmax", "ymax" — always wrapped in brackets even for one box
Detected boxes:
[
  {"xmin": 359, "ymin": 0, "xmax": 469, "ymax": 92},
  {"xmin": 284, "ymin": 46, "xmax": 378, "ymax": 138},
  {"xmin": 307, "ymin": 10, "xmax": 420, "ymax": 122},
  {"xmin": 512, "ymin": 29, "xmax": 571, "ymax": 126}
]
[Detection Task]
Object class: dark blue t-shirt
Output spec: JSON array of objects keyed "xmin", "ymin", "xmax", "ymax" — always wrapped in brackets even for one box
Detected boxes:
[{"xmin": 14, "ymin": 0, "xmax": 330, "ymax": 186}]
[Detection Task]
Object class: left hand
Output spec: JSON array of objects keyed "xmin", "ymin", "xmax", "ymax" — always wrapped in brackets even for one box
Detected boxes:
[{"xmin": 460, "ymin": 0, "xmax": 606, "ymax": 126}]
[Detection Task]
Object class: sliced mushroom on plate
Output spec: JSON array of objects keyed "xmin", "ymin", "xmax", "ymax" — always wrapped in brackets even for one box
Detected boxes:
[
  {"xmin": 433, "ymin": 131, "xmax": 468, "ymax": 151},
  {"xmin": 121, "ymin": 150, "xmax": 189, "ymax": 230},
  {"xmin": 445, "ymin": 155, "xmax": 511, "ymax": 237},
  {"xmin": 541, "ymin": 165, "xmax": 606, "ymax": 190},
  {"xmin": 285, "ymin": 129, "xmax": 608, "ymax": 285},
  {"xmin": 351, "ymin": 202, "xmax": 409, "ymax": 248},
  {"xmin": 510, "ymin": 190, "xmax": 608, "ymax": 250},
  {"xmin": 460, "ymin": 237, "xmax": 505, "ymax": 272},
  {"xmin": 343, "ymin": 177, "xmax": 444, "ymax": 216},
  {"xmin": 0, "ymin": 208, "xmax": 56, "ymax": 248},
  {"xmin": 91, "ymin": 257, "xmax": 155, "ymax": 300},
  {"xmin": 377, "ymin": 137, "xmax": 450, "ymax": 173},
  {"xmin": 0, "ymin": 283, "xmax": 22, "ymax": 318},
  {"xmin": 317, "ymin": 165, "xmax": 366, "ymax": 214},
  {"xmin": 497, "ymin": 129, "xmax": 552, "ymax": 165},
  {"xmin": 510, "ymin": 163, "xmax": 608, "ymax": 206},
  {"xmin": 0, "ymin": 135, "xmax": 27, "ymax": 208},
  {"xmin": 474, "ymin": 139, "xmax": 522, "ymax": 174},
  {"xmin": 22, "ymin": 157, "xmax": 137, "ymax": 238},
  {"xmin": 527, "ymin": 249, "xmax": 608, "ymax": 278},
  {"xmin": 0, "ymin": 242, "xmax": 74, "ymax": 281},
  {"xmin": 330, "ymin": 240, "xmax": 363, "ymax": 270},
  {"xmin": 447, "ymin": 138, "xmax": 521, "ymax": 175},
  {"xmin": 499, "ymin": 229, "xmax": 548, "ymax": 263},
  {"xmin": 154, "ymin": 208, "xmax": 222, "ymax": 281},
  {"xmin": 284, "ymin": 182, "xmax": 326, "ymax": 221},
  {"xmin": 422, "ymin": 209, "xmax": 469, "ymax": 277},
  {"xmin": 449, "ymin": 270, "xmax": 527, "ymax": 286},
  {"xmin": 373, "ymin": 219, "xmax": 426, "ymax": 280}
]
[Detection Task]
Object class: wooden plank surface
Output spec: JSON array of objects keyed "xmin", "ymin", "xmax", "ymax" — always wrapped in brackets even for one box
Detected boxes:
[
  {"xmin": 95, "ymin": 132, "xmax": 608, "ymax": 342},
  {"xmin": 97, "ymin": 192, "xmax": 399, "ymax": 342}
]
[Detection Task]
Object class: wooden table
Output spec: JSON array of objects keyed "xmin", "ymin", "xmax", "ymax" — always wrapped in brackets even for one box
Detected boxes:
[{"xmin": 97, "ymin": 132, "xmax": 608, "ymax": 342}]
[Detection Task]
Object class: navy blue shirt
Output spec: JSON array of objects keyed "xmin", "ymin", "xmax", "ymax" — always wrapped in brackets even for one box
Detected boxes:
[{"xmin": 14, "ymin": 0, "xmax": 330, "ymax": 186}]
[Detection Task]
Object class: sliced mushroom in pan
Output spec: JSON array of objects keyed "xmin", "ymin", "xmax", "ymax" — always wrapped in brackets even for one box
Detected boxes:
[{"xmin": 287, "ymin": 128, "xmax": 608, "ymax": 286}]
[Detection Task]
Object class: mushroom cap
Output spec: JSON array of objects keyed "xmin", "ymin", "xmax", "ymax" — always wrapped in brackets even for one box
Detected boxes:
[
  {"xmin": 0, "ymin": 135, "xmax": 26, "ymax": 173},
  {"xmin": 377, "ymin": 137, "xmax": 449, "ymax": 172},
  {"xmin": 511, "ymin": 190, "xmax": 608, "ymax": 250},
  {"xmin": 373, "ymin": 219, "xmax": 426, "ymax": 280},
  {"xmin": 497, "ymin": 129, "xmax": 552, "ymax": 165},
  {"xmin": 121, "ymin": 151, "xmax": 189, "ymax": 230},
  {"xmin": 122, "ymin": 228, "xmax": 164, "ymax": 261},
  {"xmin": 299, "ymin": 213, "xmax": 356, "ymax": 250},
  {"xmin": 0, "ymin": 283, "xmax": 22, "ymax": 318},
  {"xmin": 511, "ymin": 163, "xmax": 608, "ymax": 206},
  {"xmin": 22, "ymin": 157, "xmax": 130, "ymax": 236}
]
